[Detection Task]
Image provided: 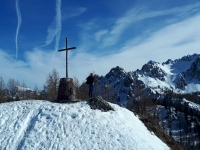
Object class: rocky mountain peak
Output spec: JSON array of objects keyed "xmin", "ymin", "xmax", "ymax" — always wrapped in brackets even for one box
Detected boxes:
[
  {"xmin": 186, "ymin": 57, "xmax": 200, "ymax": 80},
  {"xmin": 105, "ymin": 66, "xmax": 126, "ymax": 79},
  {"xmin": 163, "ymin": 59, "xmax": 173, "ymax": 65},
  {"xmin": 147, "ymin": 60, "xmax": 159, "ymax": 65},
  {"xmin": 180, "ymin": 53, "xmax": 199, "ymax": 62},
  {"xmin": 141, "ymin": 61, "xmax": 167, "ymax": 81},
  {"xmin": 141, "ymin": 60, "xmax": 160, "ymax": 72}
]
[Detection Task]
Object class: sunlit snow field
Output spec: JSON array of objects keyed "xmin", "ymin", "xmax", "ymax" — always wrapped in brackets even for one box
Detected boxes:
[{"xmin": 0, "ymin": 100, "xmax": 169, "ymax": 150}]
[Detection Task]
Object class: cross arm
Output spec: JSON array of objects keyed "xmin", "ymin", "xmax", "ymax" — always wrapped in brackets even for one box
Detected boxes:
[{"xmin": 58, "ymin": 47, "xmax": 76, "ymax": 52}]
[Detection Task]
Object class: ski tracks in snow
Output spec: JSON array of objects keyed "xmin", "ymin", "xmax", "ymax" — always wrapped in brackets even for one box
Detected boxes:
[
  {"xmin": 0, "ymin": 101, "xmax": 42, "ymax": 149},
  {"xmin": 15, "ymin": 108, "xmax": 41, "ymax": 150},
  {"xmin": 1, "ymin": 102, "xmax": 40, "ymax": 149}
]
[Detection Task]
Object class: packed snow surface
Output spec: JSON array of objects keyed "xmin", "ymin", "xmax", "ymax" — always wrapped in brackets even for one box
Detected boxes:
[{"xmin": 0, "ymin": 100, "xmax": 169, "ymax": 150}]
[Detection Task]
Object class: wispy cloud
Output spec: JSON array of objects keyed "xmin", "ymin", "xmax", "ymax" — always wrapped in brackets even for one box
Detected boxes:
[
  {"xmin": 101, "ymin": 2, "xmax": 200, "ymax": 47},
  {"xmin": 78, "ymin": 1, "xmax": 200, "ymax": 55},
  {"xmin": 1, "ymin": 13, "xmax": 200, "ymax": 89},
  {"xmin": 45, "ymin": 0, "xmax": 62, "ymax": 51},
  {"xmin": 78, "ymin": 19, "xmax": 99, "ymax": 52},
  {"xmin": 78, "ymin": 2, "xmax": 200, "ymax": 54},
  {"xmin": 94, "ymin": 30, "xmax": 108, "ymax": 42},
  {"xmin": 1, "ymin": 3, "xmax": 200, "ymax": 89},
  {"xmin": 117, "ymin": 14, "xmax": 200, "ymax": 65},
  {"xmin": 15, "ymin": 0, "xmax": 22, "ymax": 61},
  {"xmin": 62, "ymin": 7, "xmax": 87, "ymax": 21},
  {"xmin": 0, "ymin": 48, "xmax": 66, "ymax": 89},
  {"xmin": 55, "ymin": 0, "xmax": 62, "ymax": 51},
  {"xmin": 70, "ymin": 13, "xmax": 200, "ymax": 81}
]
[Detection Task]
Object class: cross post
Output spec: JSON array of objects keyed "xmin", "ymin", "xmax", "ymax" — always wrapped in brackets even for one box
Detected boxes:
[{"xmin": 58, "ymin": 37, "xmax": 76, "ymax": 78}]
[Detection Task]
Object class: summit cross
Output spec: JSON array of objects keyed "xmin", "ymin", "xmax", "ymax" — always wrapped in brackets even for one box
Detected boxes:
[{"xmin": 58, "ymin": 37, "xmax": 76, "ymax": 78}]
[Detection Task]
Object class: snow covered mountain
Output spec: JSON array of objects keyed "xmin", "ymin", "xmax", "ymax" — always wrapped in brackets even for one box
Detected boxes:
[
  {"xmin": 96, "ymin": 53, "xmax": 200, "ymax": 106},
  {"xmin": 139, "ymin": 53, "xmax": 200, "ymax": 92},
  {"xmin": 94, "ymin": 53, "xmax": 200, "ymax": 149},
  {"xmin": 0, "ymin": 100, "xmax": 169, "ymax": 150}
]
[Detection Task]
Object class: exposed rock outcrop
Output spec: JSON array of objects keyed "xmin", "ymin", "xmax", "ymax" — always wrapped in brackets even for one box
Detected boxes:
[
  {"xmin": 141, "ymin": 61, "xmax": 167, "ymax": 81},
  {"xmin": 187, "ymin": 57, "xmax": 200, "ymax": 80},
  {"xmin": 175, "ymin": 74, "xmax": 187, "ymax": 89},
  {"xmin": 89, "ymin": 96, "xmax": 114, "ymax": 112}
]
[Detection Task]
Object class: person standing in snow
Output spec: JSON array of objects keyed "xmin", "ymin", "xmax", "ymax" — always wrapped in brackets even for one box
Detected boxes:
[{"xmin": 86, "ymin": 73, "xmax": 94, "ymax": 99}]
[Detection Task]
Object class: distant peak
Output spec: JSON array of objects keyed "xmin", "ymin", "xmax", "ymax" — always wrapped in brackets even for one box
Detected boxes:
[
  {"xmin": 164, "ymin": 59, "xmax": 173, "ymax": 65},
  {"xmin": 105, "ymin": 66, "xmax": 126, "ymax": 79},
  {"xmin": 110, "ymin": 66, "xmax": 125, "ymax": 73},
  {"xmin": 114, "ymin": 66, "xmax": 124, "ymax": 70},
  {"xmin": 147, "ymin": 60, "xmax": 159, "ymax": 65},
  {"xmin": 180, "ymin": 53, "xmax": 199, "ymax": 62},
  {"xmin": 163, "ymin": 53, "xmax": 200, "ymax": 65}
]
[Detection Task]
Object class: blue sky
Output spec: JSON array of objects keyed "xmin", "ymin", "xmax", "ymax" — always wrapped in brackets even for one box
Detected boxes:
[{"xmin": 0, "ymin": 0, "xmax": 200, "ymax": 89}]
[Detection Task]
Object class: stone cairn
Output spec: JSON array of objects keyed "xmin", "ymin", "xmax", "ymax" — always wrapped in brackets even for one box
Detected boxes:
[{"xmin": 57, "ymin": 78, "xmax": 76, "ymax": 102}]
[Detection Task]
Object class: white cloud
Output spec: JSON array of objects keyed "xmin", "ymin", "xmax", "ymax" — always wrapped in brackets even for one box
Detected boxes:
[
  {"xmin": 116, "ymin": 14, "xmax": 200, "ymax": 68},
  {"xmin": 77, "ymin": 19, "xmax": 100, "ymax": 53},
  {"xmin": 15, "ymin": 0, "xmax": 22, "ymax": 61},
  {"xmin": 0, "ymin": 48, "xmax": 66, "ymax": 89},
  {"xmin": 55, "ymin": 0, "xmax": 62, "ymax": 51},
  {"xmin": 45, "ymin": 0, "xmax": 62, "ymax": 51},
  {"xmin": 101, "ymin": 2, "xmax": 200, "ymax": 47},
  {"xmin": 94, "ymin": 30, "xmax": 108, "ymax": 42},
  {"xmin": 71, "ymin": 13, "xmax": 200, "ymax": 82},
  {"xmin": 1, "ymin": 6, "xmax": 200, "ymax": 90},
  {"xmin": 45, "ymin": 19, "xmax": 57, "ymax": 45},
  {"xmin": 62, "ymin": 7, "xmax": 87, "ymax": 21}
]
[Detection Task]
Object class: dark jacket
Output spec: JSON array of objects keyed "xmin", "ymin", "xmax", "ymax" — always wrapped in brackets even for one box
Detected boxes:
[{"xmin": 86, "ymin": 76, "xmax": 94, "ymax": 84}]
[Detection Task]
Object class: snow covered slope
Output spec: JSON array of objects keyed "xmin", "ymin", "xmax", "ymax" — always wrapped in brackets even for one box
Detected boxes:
[{"xmin": 0, "ymin": 100, "xmax": 169, "ymax": 150}]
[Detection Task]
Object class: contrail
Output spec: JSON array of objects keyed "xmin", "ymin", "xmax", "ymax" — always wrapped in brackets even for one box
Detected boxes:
[
  {"xmin": 45, "ymin": 0, "xmax": 62, "ymax": 51},
  {"xmin": 55, "ymin": 0, "xmax": 62, "ymax": 51},
  {"xmin": 15, "ymin": 0, "xmax": 22, "ymax": 61}
]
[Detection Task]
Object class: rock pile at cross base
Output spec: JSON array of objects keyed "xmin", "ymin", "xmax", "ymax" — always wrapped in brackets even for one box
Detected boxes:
[{"xmin": 88, "ymin": 96, "xmax": 114, "ymax": 112}]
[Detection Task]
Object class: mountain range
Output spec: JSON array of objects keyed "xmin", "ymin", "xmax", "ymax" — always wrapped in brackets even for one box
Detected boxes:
[
  {"xmin": 96, "ymin": 53, "xmax": 200, "ymax": 106},
  {"xmin": 95, "ymin": 53, "xmax": 200, "ymax": 149},
  {"xmin": 4, "ymin": 53, "xmax": 200, "ymax": 107}
]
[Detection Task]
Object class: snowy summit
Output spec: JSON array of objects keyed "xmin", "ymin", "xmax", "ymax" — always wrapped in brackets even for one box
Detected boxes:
[{"xmin": 0, "ymin": 100, "xmax": 169, "ymax": 150}]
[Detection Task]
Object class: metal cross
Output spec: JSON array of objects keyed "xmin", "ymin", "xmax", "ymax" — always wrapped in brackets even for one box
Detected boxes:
[{"xmin": 58, "ymin": 37, "xmax": 76, "ymax": 78}]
